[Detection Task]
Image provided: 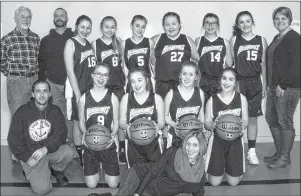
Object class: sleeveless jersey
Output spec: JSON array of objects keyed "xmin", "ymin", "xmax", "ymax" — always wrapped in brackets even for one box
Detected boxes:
[
  {"xmin": 71, "ymin": 38, "xmax": 95, "ymax": 93},
  {"xmin": 170, "ymin": 87, "xmax": 202, "ymax": 121},
  {"xmin": 233, "ymin": 35, "xmax": 263, "ymax": 78},
  {"xmin": 127, "ymin": 92, "xmax": 157, "ymax": 124},
  {"xmin": 154, "ymin": 33, "xmax": 191, "ymax": 82},
  {"xmin": 197, "ymin": 36, "xmax": 227, "ymax": 78},
  {"xmin": 124, "ymin": 37, "xmax": 151, "ymax": 75},
  {"xmin": 95, "ymin": 38, "xmax": 125, "ymax": 87},
  {"xmin": 211, "ymin": 92, "xmax": 242, "ymax": 121},
  {"xmin": 84, "ymin": 90, "xmax": 113, "ymax": 131}
]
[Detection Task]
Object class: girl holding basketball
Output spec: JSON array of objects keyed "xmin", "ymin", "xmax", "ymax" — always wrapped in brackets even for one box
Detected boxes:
[
  {"xmin": 78, "ymin": 63, "xmax": 120, "ymax": 189},
  {"xmin": 230, "ymin": 11, "xmax": 268, "ymax": 165},
  {"xmin": 91, "ymin": 16, "xmax": 126, "ymax": 164},
  {"xmin": 119, "ymin": 68, "xmax": 165, "ymax": 167},
  {"xmin": 151, "ymin": 12, "xmax": 200, "ymax": 100},
  {"xmin": 164, "ymin": 61, "xmax": 205, "ymax": 148},
  {"xmin": 204, "ymin": 67, "xmax": 248, "ymax": 186},
  {"xmin": 195, "ymin": 13, "xmax": 233, "ymax": 103}
]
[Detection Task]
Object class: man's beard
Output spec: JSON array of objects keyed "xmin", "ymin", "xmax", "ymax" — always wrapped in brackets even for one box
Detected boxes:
[{"xmin": 54, "ymin": 20, "xmax": 66, "ymax": 27}]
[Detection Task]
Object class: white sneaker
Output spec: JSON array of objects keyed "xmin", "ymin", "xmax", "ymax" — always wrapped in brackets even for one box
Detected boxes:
[{"xmin": 247, "ymin": 148, "xmax": 259, "ymax": 165}]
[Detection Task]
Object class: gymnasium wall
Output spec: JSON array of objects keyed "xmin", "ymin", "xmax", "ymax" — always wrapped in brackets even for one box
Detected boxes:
[{"xmin": 1, "ymin": 1, "xmax": 300, "ymax": 144}]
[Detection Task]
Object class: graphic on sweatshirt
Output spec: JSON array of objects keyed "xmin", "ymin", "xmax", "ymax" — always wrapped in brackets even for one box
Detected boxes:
[{"xmin": 29, "ymin": 119, "xmax": 51, "ymax": 141}]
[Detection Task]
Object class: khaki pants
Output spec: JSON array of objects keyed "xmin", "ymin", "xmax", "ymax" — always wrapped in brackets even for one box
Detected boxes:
[{"xmin": 21, "ymin": 145, "xmax": 74, "ymax": 195}]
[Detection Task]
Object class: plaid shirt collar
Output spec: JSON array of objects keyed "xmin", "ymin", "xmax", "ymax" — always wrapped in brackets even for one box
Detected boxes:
[{"xmin": 12, "ymin": 27, "xmax": 35, "ymax": 36}]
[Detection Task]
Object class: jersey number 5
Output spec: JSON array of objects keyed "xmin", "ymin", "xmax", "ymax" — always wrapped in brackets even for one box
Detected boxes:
[
  {"xmin": 170, "ymin": 51, "xmax": 184, "ymax": 62},
  {"xmin": 137, "ymin": 56, "xmax": 144, "ymax": 66}
]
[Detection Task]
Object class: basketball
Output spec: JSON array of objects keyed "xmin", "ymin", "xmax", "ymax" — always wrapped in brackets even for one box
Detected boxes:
[
  {"xmin": 129, "ymin": 118, "xmax": 156, "ymax": 146},
  {"xmin": 215, "ymin": 114, "xmax": 242, "ymax": 141},
  {"xmin": 177, "ymin": 115, "xmax": 203, "ymax": 139},
  {"xmin": 85, "ymin": 124, "xmax": 111, "ymax": 151}
]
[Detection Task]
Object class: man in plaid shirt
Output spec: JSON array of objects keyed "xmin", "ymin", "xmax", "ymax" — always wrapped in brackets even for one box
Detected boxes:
[{"xmin": 1, "ymin": 6, "xmax": 40, "ymax": 163}]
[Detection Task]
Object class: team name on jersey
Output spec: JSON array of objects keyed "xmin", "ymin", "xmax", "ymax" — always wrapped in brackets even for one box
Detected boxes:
[
  {"xmin": 237, "ymin": 45, "xmax": 260, "ymax": 55},
  {"xmin": 129, "ymin": 106, "xmax": 154, "ymax": 121},
  {"xmin": 176, "ymin": 106, "xmax": 200, "ymax": 119},
  {"xmin": 127, "ymin": 48, "xmax": 148, "ymax": 59},
  {"xmin": 80, "ymin": 49, "xmax": 94, "ymax": 63},
  {"xmin": 162, "ymin": 45, "xmax": 185, "ymax": 55},
  {"xmin": 200, "ymin": 45, "xmax": 223, "ymax": 57},
  {"xmin": 218, "ymin": 108, "xmax": 241, "ymax": 117},
  {"xmin": 101, "ymin": 49, "xmax": 115, "ymax": 60},
  {"xmin": 86, "ymin": 106, "xmax": 110, "ymax": 120}
]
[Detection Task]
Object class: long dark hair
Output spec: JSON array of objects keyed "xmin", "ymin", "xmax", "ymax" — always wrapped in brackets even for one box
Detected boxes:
[{"xmin": 232, "ymin": 11, "xmax": 255, "ymax": 36}]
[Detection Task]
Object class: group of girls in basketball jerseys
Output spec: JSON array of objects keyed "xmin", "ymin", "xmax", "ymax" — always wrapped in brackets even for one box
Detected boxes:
[{"xmin": 63, "ymin": 10, "xmax": 267, "ymax": 190}]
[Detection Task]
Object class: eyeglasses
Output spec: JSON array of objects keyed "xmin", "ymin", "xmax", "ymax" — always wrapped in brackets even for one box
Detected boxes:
[
  {"xmin": 205, "ymin": 22, "xmax": 218, "ymax": 26},
  {"xmin": 93, "ymin": 72, "xmax": 109, "ymax": 79}
]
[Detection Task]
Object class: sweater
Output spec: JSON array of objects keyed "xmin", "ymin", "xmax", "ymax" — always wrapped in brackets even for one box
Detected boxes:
[
  {"xmin": 38, "ymin": 28, "xmax": 74, "ymax": 85},
  {"xmin": 266, "ymin": 30, "xmax": 300, "ymax": 89},
  {"xmin": 7, "ymin": 100, "xmax": 68, "ymax": 162},
  {"xmin": 135, "ymin": 146, "xmax": 205, "ymax": 196}
]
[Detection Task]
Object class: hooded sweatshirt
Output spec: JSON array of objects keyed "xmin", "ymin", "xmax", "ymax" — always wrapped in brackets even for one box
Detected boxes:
[
  {"xmin": 38, "ymin": 28, "xmax": 74, "ymax": 85},
  {"xmin": 7, "ymin": 100, "xmax": 68, "ymax": 162}
]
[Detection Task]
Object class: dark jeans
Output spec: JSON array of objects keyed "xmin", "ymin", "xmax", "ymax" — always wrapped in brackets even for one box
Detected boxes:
[{"xmin": 265, "ymin": 87, "xmax": 300, "ymax": 132}]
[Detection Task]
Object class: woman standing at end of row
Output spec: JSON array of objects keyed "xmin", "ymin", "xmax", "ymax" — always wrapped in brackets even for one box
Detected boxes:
[
  {"xmin": 230, "ymin": 11, "xmax": 268, "ymax": 165},
  {"xmin": 195, "ymin": 13, "xmax": 233, "ymax": 104}
]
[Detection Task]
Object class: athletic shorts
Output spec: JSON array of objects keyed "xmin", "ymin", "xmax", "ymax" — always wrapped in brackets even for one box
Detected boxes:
[
  {"xmin": 205, "ymin": 133, "xmax": 245, "ymax": 177},
  {"xmin": 155, "ymin": 80, "xmax": 179, "ymax": 100},
  {"xmin": 127, "ymin": 135, "xmax": 161, "ymax": 167},
  {"xmin": 238, "ymin": 76, "xmax": 263, "ymax": 117},
  {"xmin": 199, "ymin": 76, "xmax": 220, "ymax": 104},
  {"xmin": 107, "ymin": 85, "xmax": 125, "ymax": 101},
  {"xmin": 83, "ymin": 142, "xmax": 119, "ymax": 176}
]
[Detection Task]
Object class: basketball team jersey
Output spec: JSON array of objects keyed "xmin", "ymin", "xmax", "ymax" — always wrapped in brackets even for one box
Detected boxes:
[
  {"xmin": 169, "ymin": 87, "xmax": 202, "ymax": 121},
  {"xmin": 84, "ymin": 89, "xmax": 113, "ymax": 131},
  {"xmin": 95, "ymin": 38, "xmax": 125, "ymax": 87},
  {"xmin": 197, "ymin": 36, "xmax": 227, "ymax": 78},
  {"xmin": 154, "ymin": 33, "xmax": 191, "ymax": 82},
  {"xmin": 126, "ymin": 92, "xmax": 157, "ymax": 124},
  {"xmin": 124, "ymin": 37, "xmax": 151, "ymax": 75},
  {"xmin": 71, "ymin": 38, "xmax": 95, "ymax": 94},
  {"xmin": 233, "ymin": 35, "xmax": 263, "ymax": 78},
  {"xmin": 211, "ymin": 92, "xmax": 242, "ymax": 121}
]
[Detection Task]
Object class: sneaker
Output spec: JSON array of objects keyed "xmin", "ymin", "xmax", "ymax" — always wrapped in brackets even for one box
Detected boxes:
[
  {"xmin": 50, "ymin": 168, "xmax": 69, "ymax": 187},
  {"xmin": 247, "ymin": 148, "xmax": 259, "ymax": 165},
  {"xmin": 118, "ymin": 148, "xmax": 127, "ymax": 165}
]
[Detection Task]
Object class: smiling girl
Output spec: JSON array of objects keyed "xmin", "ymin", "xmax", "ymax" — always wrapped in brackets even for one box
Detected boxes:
[
  {"xmin": 119, "ymin": 68, "xmax": 165, "ymax": 167},
  {"xmin": 64, "ymin": 15, "xmax": 95, "ymax": 166},
  {"xmin": 164, "ymin": 61, "xmax": 205, "ymax": 148},
  {"xmin": 205, "ymin": 67, "xmax": 248, "ymax": 186},
  {"xmin": 230, "ymin": 11, "xmax": 268, "ymax": 165},
  {"xmin": 195, "ymin": 13, "xmax": 233, "ymax": 103}
]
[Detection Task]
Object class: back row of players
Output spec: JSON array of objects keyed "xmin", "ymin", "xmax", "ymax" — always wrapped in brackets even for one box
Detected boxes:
[{"xmin": 66, "ymin": 10, "xmax": 265, "ymax": 185}]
